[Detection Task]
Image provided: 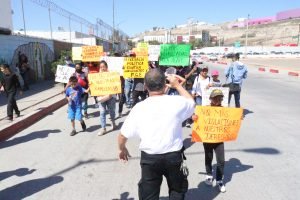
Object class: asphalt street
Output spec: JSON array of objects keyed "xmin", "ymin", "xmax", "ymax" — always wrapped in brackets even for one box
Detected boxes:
[{"xmin": 0, "ymin": 64, "xmax": 300, "ymax": 200}]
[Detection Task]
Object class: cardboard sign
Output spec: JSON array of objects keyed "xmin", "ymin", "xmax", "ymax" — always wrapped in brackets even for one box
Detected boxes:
[
  {"xmin": 72, "ymin": 47, "xmax": 82, "ymax": 61},
  {"xmin": 100, "ymin": 56, "xmax": 124, "ymax": 75},
  {"xmin": 192, "ymin": 106, "xmax": 243, "ymax": 143},
  {"xmin": 123, "ymin": 57, "xmax": 149, "ymax": 78},
  {"xmin": 148, "ymin": 45, "xmax": 160, "ymax": 61},
  {"xmin": 88, "ymin": 72, "xmax": 121, "ymax": 96},
  {"xmin": 82, "ymin": 46, "xmax": 103, "ymax": 62},
  {"xmin": 55, "ymin": 65, "xmax": 75, "ymax": 83},
  {"xmin": 133, "ymin": 47, "xmax": 148, "ymax": 57},
  {"xmin": 202, "ymin": 87, "xmax": 230, "ymax": 107},
  {"xmin": 137, "ymin": 42, "xmax": 149, "ymax": 49},
  {"xmin": 159, "ymin": 44, "xmax": 191, "ymax": 66}
]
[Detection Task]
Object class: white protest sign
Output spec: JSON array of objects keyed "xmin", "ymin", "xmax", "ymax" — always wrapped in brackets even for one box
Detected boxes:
[
  {"xmin": 148, "ymin": 45, "xmax": 160, "ymax": 61},
  {"xmin": 100, "ymin": 56, "xmax": 124, "ymax": 75},
  {"xmin": 55, "ymin": 65, "xmax": 75, "ymax": 83},
  {"xmin": 202, "ymin": 87, "xmax": 230, "ymax": 107}
]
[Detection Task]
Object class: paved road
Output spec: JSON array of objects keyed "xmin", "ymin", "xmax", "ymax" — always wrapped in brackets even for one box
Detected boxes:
[{"xmin": 0, "ymin": 66, "xmax": 300, "ymax": 200}]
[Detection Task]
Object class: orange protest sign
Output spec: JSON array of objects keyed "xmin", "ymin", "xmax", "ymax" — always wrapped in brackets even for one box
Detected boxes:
[
  {"xmin": 82, "ymin": 46, "xmax": 103, "ymax": 62},
  {"xmin": 192, "ymin": 106, "xmax": 243, "ymax": 143},
  {"xmin": 123, "ymin": 57, "xmax": 149, "ymax": 78},
  {"xmin": 88, "ymin": 72, "xmax": 121, "ymax": 96}
]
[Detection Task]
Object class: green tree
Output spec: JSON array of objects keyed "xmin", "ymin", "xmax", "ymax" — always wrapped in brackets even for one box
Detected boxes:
[{"xmin": 51, "ymin": 50, "xmax": 72, "ymax": 74}]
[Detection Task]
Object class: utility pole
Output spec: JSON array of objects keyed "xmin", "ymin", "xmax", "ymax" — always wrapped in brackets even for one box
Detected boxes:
[
  {"xmin": 112, "ymin": 0, "xmax": 115, "ymax": 52},
  {"xmin": 48, "ymin": 7, "xmax": 53, "ymax": 39},
  {"xmin": 21, "ymin": 0, "xmax": 27, "ymax": 36},
  {"xmin": 245, "ymin": 14, "xmax": 250, "ymax": 57},
  {"xmin": 298, "ymin": 24, "xmax": 300, "ymax": 46}
]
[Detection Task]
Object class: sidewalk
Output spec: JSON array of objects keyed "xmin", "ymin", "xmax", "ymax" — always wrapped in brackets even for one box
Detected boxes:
[{"xmin": 0, "ymin": 80, "xmax": 67, "ymax": 141}]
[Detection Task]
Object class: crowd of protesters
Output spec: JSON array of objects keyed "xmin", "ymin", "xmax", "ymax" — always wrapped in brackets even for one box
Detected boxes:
[{"xmin": 0, "ymin": 51, "xmax": 247, "ymax": 199}]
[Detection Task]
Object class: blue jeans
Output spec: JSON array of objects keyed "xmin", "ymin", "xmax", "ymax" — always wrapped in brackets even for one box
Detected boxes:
[
  {"xmin": 228, "ymin": 90, "xmax": 241, "ymax": 108},
  {"xmin": 195, "ymin": 96, "xmax": 202, "ymax": 105},
  {"xmin": 99, "ymin": 97, "xmax": 116, "ymax": 128},
  {"xmin": 124, "ymin": 80, "xmax": 133, "ymax": 105}
]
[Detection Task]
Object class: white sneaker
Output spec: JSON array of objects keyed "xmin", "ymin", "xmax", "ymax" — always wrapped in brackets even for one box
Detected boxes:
[
  {"xmin": 205, "ymin": 175, "xmax": 213, "ymax": 186},
  {"xmin": 118, "ymin": 112, "xmax": 122, "ymax": 118},
  {"xmin": 97, "ymin": 128, "xmax": 106, "ymax": 136},
  {"xmin": 217, "ymin": 181, "xmax": 226, "ymax": 193}
]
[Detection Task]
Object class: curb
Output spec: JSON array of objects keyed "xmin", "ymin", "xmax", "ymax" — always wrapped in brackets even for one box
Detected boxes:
[
  {"xmin": 270, "ymin": 69, "xmax": 279, "ymax": 73},
  {"xmin": 288, "ymin": 72, "xmax": 299, "ymax": 77},
  {"xmin": 0, "ymin": 98, "xmax": 67, "ymax": 141}
]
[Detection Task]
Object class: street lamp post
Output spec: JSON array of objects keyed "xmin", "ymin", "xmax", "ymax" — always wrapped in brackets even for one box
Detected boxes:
[
  {"xmin": 245, "ymin": 14, "xmax": 250, "ymax": 57},
  {"xmin": 21, "ymin": 0, "xmax": 27, "ymax": 36}
]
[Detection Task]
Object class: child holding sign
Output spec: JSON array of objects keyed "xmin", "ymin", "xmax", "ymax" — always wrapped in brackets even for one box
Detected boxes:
[
  {"xmin": 193, "ymin": 89, "xmax": 226, "ymax": 193},
  {"xmin": 66, "ymin": 76, "xmax": 88, "ymax": 136}
]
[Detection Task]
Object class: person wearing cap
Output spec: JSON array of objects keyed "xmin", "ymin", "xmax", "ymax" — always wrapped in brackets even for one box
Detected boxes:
[
  {"xmin": 192, "ymin": 89, "xmax": 227, "ymax": 193},
  {"xmin": 209, "ymin": 70, "xmax": 222, "ymax": 87},
  {"xmin": 224, "ymin": 53, "xmax": 247, "ymax": 108},
  {"xmin": 191, "ymin": 66, "xmax": 210, "ymax": 105},
  {"xmin": 118, "ymin": 68, "xmax": 195, "ymax": 199}
]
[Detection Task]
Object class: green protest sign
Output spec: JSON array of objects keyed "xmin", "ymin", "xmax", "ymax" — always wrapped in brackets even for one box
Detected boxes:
[{"xmin": 159, "ymin": 44, "xmax": 191, "ymax": 66}]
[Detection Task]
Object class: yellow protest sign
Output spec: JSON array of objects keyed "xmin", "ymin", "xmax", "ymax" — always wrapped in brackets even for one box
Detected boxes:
[
  {"xmin": 123, "ymin": 57, "xmax": 149, "ymax": 78},
  {"xmin": 192, "ymin": 106, "xmax": 243, "ymax": 143},
  {"xmin": 88, "ymin": 72, "xmax": 121, "ymax": 96},
  {"xmin": 137, "ymin": 42, "xmax": 149, "ymax": 49},
  {"xmin": 82, "ymin": 46, "xmax": 103, "ymax": 62},
  {"xmin": 72, "ymin": 47, "xmax": 82, "ymax": 61}
]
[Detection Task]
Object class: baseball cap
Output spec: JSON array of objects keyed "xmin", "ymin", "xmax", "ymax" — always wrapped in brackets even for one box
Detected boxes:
[
  {"xmin": 211, "ymin": 70, "xmax": 219, "ymax": 76},
  {"xmin": 210, "ymin": 89, "xmax": 224, "ymax": 98}
]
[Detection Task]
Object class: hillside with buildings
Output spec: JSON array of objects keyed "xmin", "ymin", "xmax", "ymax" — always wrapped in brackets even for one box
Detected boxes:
[{"xmin": 131, "ymin": 8, "xmax": 300, "ymax": 48}]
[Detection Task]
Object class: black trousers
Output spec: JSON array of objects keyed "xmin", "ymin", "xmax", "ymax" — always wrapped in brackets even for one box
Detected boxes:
[
  {"xmin": 203, "ymin": 142, "xmax": 225, "ymax": 181},
  {"xmin": 228, "ymin": 90, "xmax": 241, "ymax": 108},
  {"xmin": 139, "ymin": 151, "xmax": 188, "ymax": 200},
  {"xmin": 132, "ymin": 90, "xmax": 147, "ymax": 107},
  {"xmin": 118, "ymin": 93, "xmax": 126, "ymax": 114},
  {"xmin": 7, "ymin": 91, "xmax": 20, "ymax": 117}
]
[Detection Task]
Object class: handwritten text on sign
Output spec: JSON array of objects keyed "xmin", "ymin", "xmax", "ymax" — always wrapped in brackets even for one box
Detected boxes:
[
  {"xmin": 123, "ymin": 57, "xmax": 148, "ymax": 78},
  {"xmin": 192, "ymin": 106, "xmax": 243, "ymax": 143},
  {"xmin": 55, "ymin": 65, "xmax": 75, "ymax": 83},
  {"xmin": 159, "ymin": 44, "xmax": 190, "ymax": 66},
  {"xmin": 88, "ymin": 72, "xmax": 121, "ymax": 96},
  {"xmin": 82, "ymin": 46, "xmax": 103, "ymax": 62}
]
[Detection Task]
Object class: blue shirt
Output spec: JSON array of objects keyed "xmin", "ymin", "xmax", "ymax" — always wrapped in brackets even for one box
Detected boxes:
[
  {"xmin": 224, "ymin": 61, "xmax": 248, "ymax": 85},
  {"xmin": 65, "ymin": 85, "xmax": 85, "ymax": 108}
]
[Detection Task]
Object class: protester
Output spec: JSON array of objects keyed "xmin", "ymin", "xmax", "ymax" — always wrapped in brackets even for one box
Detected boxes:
[
  {"xmin": 97, "ymin": 60, "xmax": 117, "ymax": 136},
  {"xmin": 118, "ymin": 75, "xmax": 126, "ymax": 118},
  {"xmin": 193, "ymin": 89, "xmax": 226, "ymax": 193},
  {"xmin": 65, "ymin": 76, "xmax": 88, "ymax": 136},
  {"xmin": 124, "ymin": 78, "xmax": 133, "ymax": 108},
  {"xmin": 0, "ymin": 64, "xmax": 22, "ymax": 121},
  {"xmin": 73, "ymin": 63, "xmax": 89, "ymax": 118},
  {"xmin": 132, "ymin": 77, "xmax": 147, "ymax": 107},
  {"xmin": 209, "ymin": 70, "xmax": 222, "ymax": 87},
  {"xmin": 191, "ymin": 66, "xmax": 210, "ymax": 105},
  {"xmin": 118, "ymin": 68, "xmax": 195, "ymax": 199},
  {"xmin": 224, "ymin": 53, "xmax": 247, "ymax": 108}
]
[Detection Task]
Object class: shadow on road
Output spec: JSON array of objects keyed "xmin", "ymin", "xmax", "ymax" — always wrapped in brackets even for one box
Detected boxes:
[
  {"xmin": 0, "ymin": 176, "xmax": 63, "ymax": 199},
  {"xmin": 112, "ymin": 192, "xmax": 134, "ymax": 200},
  {"xmin": 0, "ymin": 129, "xmax": 61, "ymax": 149},
  {"xmin": 223, "ymin": 158, "xmax": 253, "ymax": 184},
  {"xmin": 0, "ymin": 168, "xmax": 36, "ymax": 181},
  {"xmin": 243, "ymin": 108, "xmax": 254, "ymax": 118}
]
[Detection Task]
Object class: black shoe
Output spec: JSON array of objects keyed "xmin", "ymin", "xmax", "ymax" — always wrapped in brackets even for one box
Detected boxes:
[
  {"xmin": 81, "ymin": 121, "xmax": 86, "ymax": 131},
  {"xmin": 16, "ymin": 112, "xmax": 20, "ymax": 118},
  {"xmin": 6, "ymin": 116, "xmax": 13, "ymax": 121},
  {"xmin": 70, "ymin": 130, "xmax": 76, "ymax": 136}
]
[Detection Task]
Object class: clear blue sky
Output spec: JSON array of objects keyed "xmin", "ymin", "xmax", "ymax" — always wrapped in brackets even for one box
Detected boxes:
[{"xmin": 12, "ymin": 0, "xmax": 300, "ymax": 37}]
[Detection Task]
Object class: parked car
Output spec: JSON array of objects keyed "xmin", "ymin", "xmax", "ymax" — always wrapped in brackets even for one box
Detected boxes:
[{"xmin": 208, "ymin": 54, "xmax": 218, "ymax": 61}]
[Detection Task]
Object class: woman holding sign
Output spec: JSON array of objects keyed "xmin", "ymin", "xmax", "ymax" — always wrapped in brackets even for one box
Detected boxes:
[{"xmin": 97, "ymin": 60, "xmax": 117, "ymax": 136}]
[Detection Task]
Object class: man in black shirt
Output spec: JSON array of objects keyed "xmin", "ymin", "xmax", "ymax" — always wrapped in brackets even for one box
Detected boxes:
[{"xmin": 0, "ymin": 64, "xmax": 22, "ymax": 121}]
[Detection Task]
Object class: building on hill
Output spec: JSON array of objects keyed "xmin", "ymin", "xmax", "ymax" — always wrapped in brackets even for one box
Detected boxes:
[{"xmin": 277, "ymin": 8, "xmax": 300, "ymax": 21}]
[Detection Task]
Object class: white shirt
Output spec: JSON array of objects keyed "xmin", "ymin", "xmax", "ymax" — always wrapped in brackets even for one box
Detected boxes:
[
  {"xmin": 121, "ymin": 95, "xmax": 195, "ymax": 154},
  {"xmin": 191, "ymin": 76, "xmax": 210, "ymax": 97}
]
